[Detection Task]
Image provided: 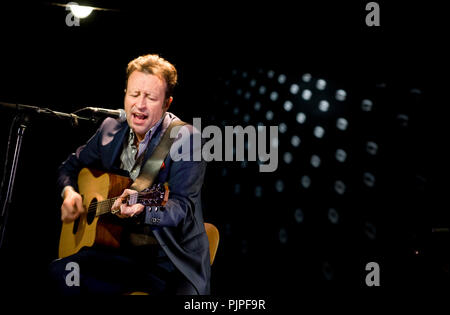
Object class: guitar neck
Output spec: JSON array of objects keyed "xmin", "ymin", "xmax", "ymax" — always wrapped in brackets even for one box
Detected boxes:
[
  {"xmin": 93, "ymin": 197, "xmax": 119, "ymax": 216},
  {"xmin": 88, "ymin": 192, "xmax": 140, "ymax": 217}
]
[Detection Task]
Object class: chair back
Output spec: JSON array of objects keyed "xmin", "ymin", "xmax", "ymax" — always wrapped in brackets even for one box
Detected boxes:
[{"xmin": 204, "ymin": 223, "xmax": 219, "ymax": 265}]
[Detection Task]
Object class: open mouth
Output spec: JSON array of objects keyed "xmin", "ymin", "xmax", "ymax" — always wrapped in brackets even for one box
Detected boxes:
[{"xmin": 132, "ymin": 113, "xmax": 148, "ymax": 123}]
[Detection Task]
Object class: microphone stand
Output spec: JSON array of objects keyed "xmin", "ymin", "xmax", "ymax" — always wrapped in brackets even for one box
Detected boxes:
[{"xmin": 0, "ymin": 101, "xmax": 94, "ymax": 250}]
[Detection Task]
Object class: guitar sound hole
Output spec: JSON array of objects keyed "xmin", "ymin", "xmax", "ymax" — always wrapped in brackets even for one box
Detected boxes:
[{"xmin": 87, "ymin": 198, "xmax": 97, "ymax": 225}]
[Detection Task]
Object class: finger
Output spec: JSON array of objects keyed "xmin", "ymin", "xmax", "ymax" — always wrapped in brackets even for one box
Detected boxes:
[
  {"xmin": 130, "ymin": 204, "xmax": 145, "ymax": 216},
  {"xmin": 123, "ymin": 204, "xmax": 145, "ymax": 218},
  {"xmin": 120, "ymin": 204, "xmax": 142, "ymax": 217},
  {"xmin": 120, "ymin": 204, "xmax": 133, "ymax": 217},
  {"xmin": 115, "ymin": 204, "xmax": 129, "ymax": 218},
  {"xmin": 111, "ymin": 198, "xmax": 122, "ymax": 210},
  {"xmin": 62, "ymin": 211, "xmax": 75, "ymax": 223},
  {"xmin": 120, "ymin": 189, "xmax": 132, "ymax": 198},
  {"xmin": 61, "ymin": 204, "xmax": 74, "ymax": 219},
  {"xmin": 72, "ymin": 198, "xmax": 84, "ymax": 213}
]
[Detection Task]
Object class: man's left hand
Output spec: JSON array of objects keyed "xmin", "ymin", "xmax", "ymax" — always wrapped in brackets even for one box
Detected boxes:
[{"xmin": 111, "ymin": 189, "xmax": 145, "ymax": 218}]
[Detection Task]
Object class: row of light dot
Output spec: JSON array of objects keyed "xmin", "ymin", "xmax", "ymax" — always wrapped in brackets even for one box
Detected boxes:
[
  {"xmin": 219, "ymin": 68, "xmax": 383, "ymax": 263},
  {"xmin": 217, "ymin": 69, "xmax": 421, "ymax": 284},
  {"xmin": 227, "ymin": 70, "xmax": 379, "ymax": 199}
]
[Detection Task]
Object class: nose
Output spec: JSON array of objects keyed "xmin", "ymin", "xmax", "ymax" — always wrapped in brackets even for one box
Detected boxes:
[{"xmin": 135, "ymin": 95, "xmax": 147, "ymax": 110}]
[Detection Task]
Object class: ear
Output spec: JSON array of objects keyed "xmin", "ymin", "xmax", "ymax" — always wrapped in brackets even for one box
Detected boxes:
[{"xmin": 164, "ymin": 96, "xmax": 173, "ymax": 111}]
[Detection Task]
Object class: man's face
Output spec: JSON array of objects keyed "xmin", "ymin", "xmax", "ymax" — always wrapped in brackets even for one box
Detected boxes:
[{"xmin": 124, "ymin": 71, "xmax": 172, "ymax": 141}]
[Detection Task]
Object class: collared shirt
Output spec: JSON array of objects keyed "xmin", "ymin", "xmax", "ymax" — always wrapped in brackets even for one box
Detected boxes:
[{"xmin": 120, "ymin": 116, "xmax": 164, "ymax": 180}]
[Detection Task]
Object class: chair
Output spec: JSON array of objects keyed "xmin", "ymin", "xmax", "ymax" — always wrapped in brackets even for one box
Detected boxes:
[
  {"xmin": 128, "ymin": 222, "xmax": 219, "ymax": 295},
  {"xmin": 204, "ymin": 222, "xmax": 220, "ymax": 265}
]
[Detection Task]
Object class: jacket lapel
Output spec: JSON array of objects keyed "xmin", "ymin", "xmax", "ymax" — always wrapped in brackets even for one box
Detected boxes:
[{"xmin": 102, "ymin": 120, "xmax": 129, "ymax": 170}]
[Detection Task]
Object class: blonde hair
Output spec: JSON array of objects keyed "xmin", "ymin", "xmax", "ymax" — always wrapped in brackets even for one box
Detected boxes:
[{"xmin": 126, "ymin": 54, "xmax": 177, "ymax": 98}]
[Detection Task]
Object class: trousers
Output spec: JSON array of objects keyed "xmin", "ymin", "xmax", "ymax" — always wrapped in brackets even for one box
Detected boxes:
[{"xmin": 48, "ymin": 245, "xmax": 191, "ymax": 295}]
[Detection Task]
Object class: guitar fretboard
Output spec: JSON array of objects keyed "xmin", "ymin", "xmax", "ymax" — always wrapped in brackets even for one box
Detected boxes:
[{"xmin": 87, "ymin": 193, "xmax": 140, "ymax": 216}]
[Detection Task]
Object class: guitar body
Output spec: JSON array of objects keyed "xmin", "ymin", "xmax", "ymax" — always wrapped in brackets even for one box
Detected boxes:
[{"xmin": 58, "ymin": 168, "xmax": 132, "ymax": 258}]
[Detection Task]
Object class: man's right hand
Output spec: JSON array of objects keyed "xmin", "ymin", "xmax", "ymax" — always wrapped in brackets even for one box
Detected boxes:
[{"xmin": 61, "ymin": 187, "xmax": 84, "ymax": 223}]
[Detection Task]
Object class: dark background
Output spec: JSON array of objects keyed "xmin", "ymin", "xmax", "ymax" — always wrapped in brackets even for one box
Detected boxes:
[{"xmin": 0, "ymin": 0, "xmax": 448, "ymax": 299}]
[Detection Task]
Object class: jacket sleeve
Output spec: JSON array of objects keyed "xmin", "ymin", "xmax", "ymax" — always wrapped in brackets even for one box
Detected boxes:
[{"xmin": 143, "ymin": 126, "xmax": 206, "ymax": 227}]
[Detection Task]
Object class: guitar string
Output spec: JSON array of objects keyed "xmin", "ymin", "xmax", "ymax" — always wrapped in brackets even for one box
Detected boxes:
[{"xmin": 86, "ymin": 191, "xmax": 161, "ymax": 215}]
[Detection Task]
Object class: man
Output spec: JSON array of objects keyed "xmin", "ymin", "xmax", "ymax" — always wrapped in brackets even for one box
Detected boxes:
[{"xmin": 50, "ymin": 54, "xmax": 210, "ymax": 295}]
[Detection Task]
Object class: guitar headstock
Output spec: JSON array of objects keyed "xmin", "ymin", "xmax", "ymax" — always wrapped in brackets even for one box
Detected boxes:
[{"xmin": 139, "ymin": 183, "xmax": 169, "ymax": 207}]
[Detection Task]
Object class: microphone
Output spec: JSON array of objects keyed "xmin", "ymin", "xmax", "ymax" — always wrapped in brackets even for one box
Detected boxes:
[{"xmin": 85, "ymin": 107, "xmax": 127, "ymax": 122}]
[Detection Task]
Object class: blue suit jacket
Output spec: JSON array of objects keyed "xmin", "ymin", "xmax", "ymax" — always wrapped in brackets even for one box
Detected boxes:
[{"xmin": 57, "ymin": 112, "xmax": 210, "ymax": 294}]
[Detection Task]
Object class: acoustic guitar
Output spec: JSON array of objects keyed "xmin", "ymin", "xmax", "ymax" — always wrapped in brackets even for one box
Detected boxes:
[{"xmin": 58, "ymin": 168, "xmax": 168, "ymax": 258}]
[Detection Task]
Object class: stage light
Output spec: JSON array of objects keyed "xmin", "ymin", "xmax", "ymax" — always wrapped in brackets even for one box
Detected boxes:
[
  {"xmin": 277, "ymin": 74, "xmax": 287, "ymax": 84},
  {"xmin": 290, "ymin": 83, "xmax": 300, "ymax": 95},
  {"xmin": 302, "ymin": 73, "xmax": 312, "ymax": 82},
  {"xmin": 254, "ymin": 101, "xmax": 261, "ymax": 111},
  {"xmin": 363, "ymin": 172, "xmax": 376, "ymax": 187},
  {"xmin": 259, "ymin": 86, "xmax": 266, "ymax": 95},
  {"xmin": 396, "ymin": 114, "xmax": 409, "ymax": 127},
  {"xmin": 296, "ymin": 112, "xmax": 306, "ymax": 124},
  {"xmin": 328, "ymin": 208, "xmax": 339, "ymax": 224},
  {"xmin": 313, "ymin": 126, "xmax": 325, "ymax": 138},
  {"xmin": 301, "ymin": 89, "xmax": 312, "ymax": 101},
  {"xmin": 278, "ymin": 122, "xmax": 287, "ymax": 134},
  {"xmin": 255, "ymin": 186, "xmax": 262, "ymax": 198},
  {"xmin": 234, "ymin": 183, "xmax": 241, "ymax": 195},
  {"xmin": 279, "ymin": 228, "xmax": 288, "ymax": 244},
  {"xmin": 275, "ymin": 180, "xmax": 285, "ymax": 192},
  {"xmin": 283, "ymin": 100, "xmax": 293, "ymax": 112},
  {"xmin": 335, "ymin": 149, "xmax": 347, "ymax": 162},
  {"xmin": 294, "ymin": 208, "xmax": 304, "ymax": 223},
  {"xmin": 361, "ymin": 99, "xmax": 373, "ymax": 111},
  {"xmin": 265, "ymin": 110, "xmax": 274, "ymax": 121},
  {"xmin": 270, "ymin": 91, "xmax": 279, "ymax": 101},
  {"xmin": 316, "ymin": 79, "xmax": 327, "ymax": 90},
  {"xmin": 335, "ymin": 89, "xmax": 347, "ymax": 101},
  {"xmin": 301, "ymin": 175, "xmax": 311, "ymax": 189},
  {"xmin": 310, "ymin": 155, "xmax": 321, "ymax": 168},
  {"xmin": 290, "ymin": 135, "xmax": 301, "ymax": 147},
  {"xmin": 318, "ymin": 100, "xmax": 330, "ymax": 112},
  {"xmin": 334, "ymin": 180, "xmax": 346, "ymax": 195},
  {"xmin": 336, "ymin": 118, "xmax": 348, "ymax": 131},
  {"xmin": 267, "ymin": 70, "xmax": 275, "ymax": 78},
  {"xmin": 283, "ymin": 152, "xmax": 293, "ymax": 164},
  {"xmin": 69, "ymin": 4, "xmax": 94, "ymax": 18},
  {"xmin": 366, "ymin": 141, "xmax": 378, "ymax": 155},
  {"xmin": 364, "ymin": 221, "xmax": 376, "ymax": 240}
]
